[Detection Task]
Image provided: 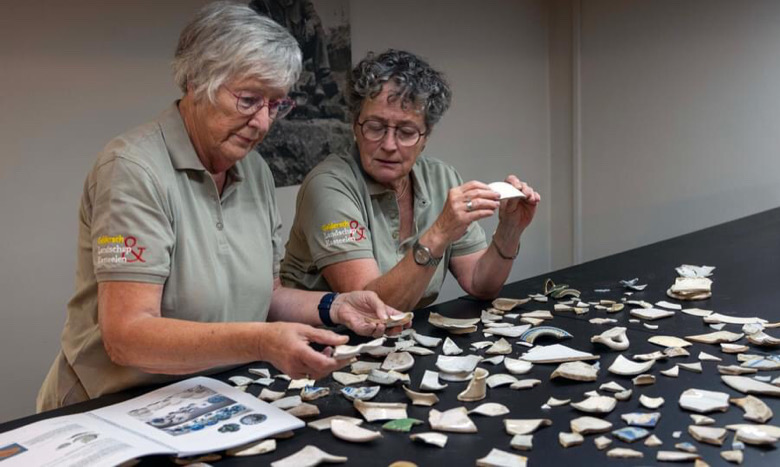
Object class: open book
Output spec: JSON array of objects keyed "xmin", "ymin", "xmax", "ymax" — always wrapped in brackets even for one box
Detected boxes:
[{"xmin": 0, "ymin": 377, "xmax": 303, "ymax": 466}]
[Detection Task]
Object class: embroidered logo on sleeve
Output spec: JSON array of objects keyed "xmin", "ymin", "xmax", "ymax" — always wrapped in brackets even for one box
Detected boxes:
[
  {"xmin": 321, "ymin": 220, "xmax": 367, "ymax": 246},
  {"xmin": 96, "ymin": 235, "xmax": 146, "ymax": 264}
]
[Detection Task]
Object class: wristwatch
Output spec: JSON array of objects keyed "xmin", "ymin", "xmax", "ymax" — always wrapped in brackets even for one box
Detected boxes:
[{"xmin": 412, "ymin": 239, "xmax": 442, "ymax": 267}]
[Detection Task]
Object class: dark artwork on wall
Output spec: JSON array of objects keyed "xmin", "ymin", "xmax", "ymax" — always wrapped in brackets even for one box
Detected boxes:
[{"xmin": 249, "ymin": 0, "xmax": 352, "ymax": 187}]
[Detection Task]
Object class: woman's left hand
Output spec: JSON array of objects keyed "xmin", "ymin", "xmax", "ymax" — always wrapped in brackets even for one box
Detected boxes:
[
  {"xmin": 331, "ymin": 291, "xmax": 409, "ymax": 338},
  {"xmin": 498, "ymin": 175, "xmax": 541, "ymax": 232}
]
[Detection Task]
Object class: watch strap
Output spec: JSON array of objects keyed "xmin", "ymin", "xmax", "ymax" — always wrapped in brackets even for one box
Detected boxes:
[{"xmin": 318, "ymin": 292, "xmax": 338, "ymax": 327}]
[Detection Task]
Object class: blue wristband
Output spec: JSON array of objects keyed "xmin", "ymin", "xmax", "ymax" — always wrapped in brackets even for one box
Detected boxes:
[{"xmin": 318, "ymin": 292, "xmax": 338, "ymax": 327}]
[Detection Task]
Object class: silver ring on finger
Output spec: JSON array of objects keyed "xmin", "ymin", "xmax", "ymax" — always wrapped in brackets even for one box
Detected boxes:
[{"xmin": 465, "ymin": 198, "xmax": 473, "ymax": 212}]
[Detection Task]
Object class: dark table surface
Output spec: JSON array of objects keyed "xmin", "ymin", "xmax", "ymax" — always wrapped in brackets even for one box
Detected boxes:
[{"xmin": 4, "ymin": 207, "xmax": 780, "ymax": 466}]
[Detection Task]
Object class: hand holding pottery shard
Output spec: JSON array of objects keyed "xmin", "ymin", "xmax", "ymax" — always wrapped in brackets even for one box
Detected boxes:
[{"xmin": 590, "ymin": 327, "xmax": 629, "ymax": 351}]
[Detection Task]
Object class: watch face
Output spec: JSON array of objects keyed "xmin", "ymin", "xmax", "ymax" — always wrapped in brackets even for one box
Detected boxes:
[{"xmin": 414, "ymin": 244, "xmax": 430, "ymax": 265}]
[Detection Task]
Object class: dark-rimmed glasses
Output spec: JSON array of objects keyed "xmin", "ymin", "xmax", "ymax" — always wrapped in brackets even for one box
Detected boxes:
[
  {"xmin": 357, "ymin": 119, "xmax": 426, "ymax": 147},
  {"xmin": 226, "ymin": 89, "xmax": 295, "ymax": 120}
]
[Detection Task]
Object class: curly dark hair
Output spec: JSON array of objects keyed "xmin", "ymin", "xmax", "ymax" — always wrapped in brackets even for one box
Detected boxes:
[{"xmin": 348, "ymin": 49, "xmax": 452, "ymax": 132}]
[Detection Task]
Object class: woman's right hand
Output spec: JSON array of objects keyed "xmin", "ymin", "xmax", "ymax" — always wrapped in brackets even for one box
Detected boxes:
[
  {"xmin": 428, "ymin": 181, "xmax": 500, "ymax": 249},
  {"xmin": 258, "ymin": 322, "xmax": 350, "ymax": 380}
]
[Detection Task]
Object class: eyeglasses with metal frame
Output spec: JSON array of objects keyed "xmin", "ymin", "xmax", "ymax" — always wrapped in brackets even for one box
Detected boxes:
[
  {"xmin": 356, "ymin": 119, "xmax": 427, "ymax": 147},
  {"xmin": 226, "ymin": 89, "xmax": 295, "ymax": 120}
]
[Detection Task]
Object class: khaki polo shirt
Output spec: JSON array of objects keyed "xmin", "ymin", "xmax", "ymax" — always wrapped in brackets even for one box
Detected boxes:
[
  {"xmin": 38, "ymin": 102, "xmax": 282, "ymax": 411},
  {"xmin": 280, "ymin": 148, "xmax": 487, "ymax": 309}
]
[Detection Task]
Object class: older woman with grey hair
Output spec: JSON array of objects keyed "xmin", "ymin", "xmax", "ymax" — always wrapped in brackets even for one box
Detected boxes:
[
  {"xmin": 281, "ymin": 49, "xmax": 541, "ymax": 311},
  {"xmin": 37, "ymin": 3, "xmax": 401, "ymax": 412}
]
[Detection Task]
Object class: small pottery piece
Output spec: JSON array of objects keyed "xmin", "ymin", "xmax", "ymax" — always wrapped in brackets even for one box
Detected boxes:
[
  {"xmin": 681, "ymin": 307, "xmax": 713, "ymax": 317},
  {"xmin": 664, "ymin": 347, "xmax": 691, "ymax": 358},
  {"xmin": 409, "ymin": 432, "xmax": 447, "ymax": 448},
  {"xmin": 690, "ymin": 414, "xmax": 715, "ymax": 425},
  {"xmin": 720, "ymin": 450, "xmax": 743, "ymax": 464},
  {"xmin": 621, "ymin": 412, "xmax": 661, "ymax": 428},
  {"xmin": 630, "ymin": 308, "xmax": 675, "ymax": 320},
  {"xmin": 731, "ymin": 395, "xmax": 773, "ymax": 423},
  {"xmin": 571, "ymin": 396, "xmax": 617, "ymax": 414},
  {"xmin": 504, "ymin": 358, "xmax": 533, "ymax": 375},
  {"xmin": 559, "ymin": 432, "xmax": 584, "ymax": 448},
  {"xmin": 428, "ymin": 407, "xmax": 478, "ymax": 433},
  {"xmin": 632, "ymin": 374, "xmax": 656, "ymax": 386},
  {"xmin": 550, "ymin": 361, "xmax": 598, "ymax": 382},
  {"xmin": 722, "ymin": 375, "xmax": 780, "ymax": 396},
  {"xmin": 614, "ymin": 389, "xmax": 633, "ymax": 401},
  {"xmin": 411, "ymin": 331, "xmax": 442, "ymax": 348},
  {"xmin": 732, "ymin": 425, "xmax": 779, "ymax": 445},
  {"xmin": 679, "ymin": 388, "xmax": 730, "ymax": 413},
  {"xmin": 381, "ymin": 352, "xmax": 415, "ymax": 372},
  {"xmin": 520, "ymin": 344, "xmax": 598, "ymax": 363},
  {"xmin": 600, "ymin": 381, "xmax": 627, "ymax": 393},
  {"xmin": 492, "ymin": 297, "xmax": 531, "ymax": 311},
  {"xmin": 721, "ymin": 343, "xmax": 749, "ymax": 353},
  {"xmin": 688, "ymin": 425, "xmax": 727, "ymax": 445},
  {"xmin": 698, "ymin": 351, "xmax": 722, "ymax": 362},
  {"xmin": 661, "ymin": 365, "xmax": 680, "ymax": 377},
  {"xmin": 382, "ymin": 418, "xmax": 423, "ymax": 433},
  {"xmin": 594, "ymin": 436, "xmax": 612, "ymax": 450},
  {"xmin": 486, "ymin": 373, "xmax": 519, "ymax": 388},
  {"xmin": 612, "ymin": 426, "xmax": 650, "ymax": 443},
  {"xmin": 308, "ymin": 415, "xmax": 363, "ymax": 431},
  {"xmin": 476, "ymin": 448, "xmax": 528, "ymax": 467},
  {"xmin": 719, "ymin": 365, "xmax": 758, "ymax": 376},
  {"xmin": 420, "ymin": 370, "xmax": 448, "ymax": 391},
  {"xmin": 510, "ymin": 434, "xmax": 533, "ymax": 451},
  {"xmin": 482, "ymin": 355, "xmax": 505, "ymax": 365},
  {"xmin": 648, "ymin": 335, "xmax": 692, "ymax": 348},
  {"xmin": 227, "ymin": 439, "xmax": 277, "ymax": 457},
  {"xmin": 286, "ymin": 403, "xmax": 320, "ymax": 418},
  {"xmin": 679, "ymin": 362, "xmax": 703, "ymax": 373},
  {"xmin": 402, "ymin": 386, "xmax": 439, "ymax": 407},
  {"xmin": 570, "ymin": 416, "xmax": 612, "ymax": 434},
  {"xmin": 504, "ymin": 418, "xmax": 552, "ymax": 436},
  {"xmin": 510, "ymin": 379, "xmax": 542, "ymax": 390},
  {"xmin": 644, "ymin": 435, "xmax": 662, "ymax": 447},
  {"xmin": 353, "ymin": 400, "xmax": 408, "ymax": 422},
  {"xmin": 458, "ymin": 368, "xmax": 489, "ymax": 402},
  {"xmin": 441, "ymin": 337, "xmax": 463, "ymax": 356},
  {"xmin": 270, "ymin": 445, "xmax": 347, "ymax": 467},
  {"xmin": 330, "ymin": 419, "xmax": 382, "ymax": 443},
  {"xmin": 258, "ymin": 388, "xmax": 285, "ymax": 402},
  {"xmin": 436, "ymin": 355, "xmax": 483, "ymax": 374},
  {"xmin": 340, "ymin": 386, "xmax": 380, "ymax": 401},
  {"xmin": 333, "ymin": 337, "xmax": 387, "ymax": 360},
  {"xmin": 428, "ymin": 313, "xmax": 480, "ymax": 332},
  {"xmin": 606, "ymin": 448, "xmax": 643, "ymax": 459},
  {"xmin": 271, "ymin": 395, "xmax": 302, "ymax": 410},
  {"xmin": 368, "ymin": 369, "xmax": 409, "ymax": 386},
  {"xmin": 301, "ymin": 386, "xmax": 330, "ymax": 402},
  {"xmin": 469, "ymin": 402, "xmax": 510, "ymax": 417},
  {"xmin": 608, "ymin": 355, "xmax": 654, "ymax": 376},
  {"xmin": 639, "ymin": 394, "xmax": 665, "ymax": 409},
  {"xmin": 546, "ymin": 397, "xmax": 570, "ymax": 407},
  {"xmin": 350, "ymin": 361, "xmax": 380, "ymax": 375},
  {"xmin": 685, "ymin": 331, "xmax": 744, "ymax": 344},
  {"xmin": 332, "ymin": 372, "xmax": 368, "ymax": 386},
  {"xmin": 704, "ymin": 313, "xmax": 766, "ymax": 325},
  {"xmin": 590, "ymin": 327, "xmax": 629, "ymax": 350},
  {"xmin": 486, "ymin": 338, "xmax": 513, "ymax": 355},
  {"xmin": 656, "ymin": 451, "xmax": 700, "ymax": 462},
  {"xmin": 484, "ymin": 325, "xmax": 531, "ymax": 338},
  {"xmin": 439, "ymin": 370, "xmax": 474, "ymax": 382}
]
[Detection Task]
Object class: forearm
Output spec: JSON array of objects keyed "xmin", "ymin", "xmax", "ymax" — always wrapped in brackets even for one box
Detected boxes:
[
  {"xmin": 469, "ymin": 224, "xmax": 522, "ymax": 298},
  {"xmin": 103, "ymin": 317, "xmax": 266, "ymax": 374},
  {"xmin": 268, "ymin": 285, "xmax": 327, "ymax": 326},
  {"xmin": 363, "ymin": 253, "xmax": 438, "ymax": 312}
]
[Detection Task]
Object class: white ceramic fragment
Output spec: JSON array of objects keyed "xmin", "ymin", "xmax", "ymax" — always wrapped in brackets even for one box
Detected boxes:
[
  {"xmin": 308, "ymin": 415, "xmax": 363, "ymax": 431},
  {"xmin": 608, "ymin": 355, "xmax": 654, "ymax": 376},
  {"xmin": 590, "ymin": 318, "xmax": 618, "ymax": 325},
  {"xmin": 644, "ymin": 435, "xmax": 662, "ymax": 447},
  {"xmin": 509, "ymin": 379, "xmax": 542, "ymax": 390},
  {"xmin": 640, "ymin": 394, "xmax": 665, "ymax": 409},
  {"xmin": 436, "ymin": 354, "xmax": 483, "ymax": 373},
  {"xmin": 504, "ymin": 419, "xmax": 552, "ymax": 435},
  {"xmin": 688, "ymin": 425, "xmax": 727, "ymax": 445},
  {"xmin": 698, "ymin": 351, "xmax": 722, "ymax": 362},
  {"xmin": 287, "ymin": 402, "xmax": 320, "ymax": 418},
  {"xmin": 486, "ymin": 338, "xmax": 513, "ymax": 355},
  {"xmin": 442, "ymin": 337, "xmax": 463, "ymax": 356},
  {"xmin": 648, "ymin": 335, "xmax": 692, "ymax": 348},
  {"xmin": 594, "ymin": 436, "xmax": 612, "ymax": 450},
  {"xmin": 420, "ymin": 370, "xmax": 448, "ymax": 391},
  {"xmin": 705, "ymin": 313, "xmax": 767, "ymax": 325},
  {"xmin": 227, "ymin": 438, "xmax": 277, "ymax": 457},
  {"xmin": 486, "ymin": 373, "xmax": 519, "ymax": 388},
  {"xmin": 381, "ymin": 352, "xmax": 415, "ymax": 372},
  {"xmin": 559, "ymin": 432, "xmax": 584, "ymax": 448},
  {"xmin": 682, "ymin": 307, "xmax": 713, "ymax": 317},
  {"xmin": 545, "ymin": 397, "xmax": 570, "ymax": 407},
  {"xmin": 484, "ymin": 325, "xmax": 531, "ymax": 338},
  {"xmin": 258, "ymin": 388, "xmax": 286, "ymax": 402},
  {"xmin": 272, "ymin": 395, "xmax": 302, "ymax": 410},
  {"xmin": 655, "ymin": 451, "xmax": 700, "ymax": 462},
  {"xmin": 488, "ymin": 182, "xmax": 527, "ymax": 200},
  {"xmin": 229, "ymin": 376, "xmax": 255, "ymax": 386},
  {"xmin": 482, "ymin": 309, "xmax": 503, "ymax": 322},
  {"xmin": 661, "ymin": 365, "xmax": 679, "ymax": 378},
  {"xmin": 550, "ymin": 361, "xmax": 598, "ymax": 382},
  {"xmin": 350, "ymin": 361, "xmax": 380, "ymax": 375},
  {"xmin": 727, "ymin": 424, "xmax": 780, "ymax": 445},
  {"xmin": 270, "ymin": 445, "xmax": 347, "ymax": 467},
  {"xmin": 721, "ymin": 343, "xmax": 749, "ymax": 353},
  {"xmin": 722, "ymin": 375, "xmax": 780, "ymax": 396},
  {"xmin": 590, "ymin": 326, "xmax": 629, "ymax": 351},
  {"xmin": 510, "ymin": 434, "xmax": 532, "ymax": 451},
  {"xmin": 614, "ymin": 389, "xmax": 633, "ymax": 401},
  {"xmin": 679, "ymin": 388, "xmax": 730, "ymax": 413},
  {"xmin": 570, "ymin": 416, "xmax": 612, "ymax": 434},
  {"xmin": 643, "ymin": 323, "xmax": 659, "ymax": 330},
  {"xmin": 428, "ymin": 312, "xmax": 480, "ymax": 333},
  {"xmin": 631, "ymin": 308, "xmax": 675, "ymax": 320},
  {"xmin": 406, "ymin": 346, "xmax": 435, "ymax": 356},
  {"xmin": 429, "ymin": 407, "xmax": 478, "ymax": 433},
  {"xmin": 690, "ymin": 414, "xmax": 715, "ymax": 425},
  {"xmin": 402, "ymin": 385, "xmax": 439, "ymax": 407},
  {"xmin": 520, "ymin": 344, "xmax": 598, "ymax": 363},
  {"xmin": 731, "ymin": 395, "xmax": 773, "ymax": 423},
  {"xmin": 439, "ymin": 370, "xmax": 474, "ymax": 382},
  {"xmin": 655, "ymin": 300, "xmax": 682, "ymax": 310},
  {"xmin": 471, "ymin": 341, "xmax": 494, "ymax": 350},
  {"xmin": 330, "ymin": 419, "xmax": 382, "ymax": 443},
  {"xmin": 679, "ymin": 362, "xmax": 703, "ymax": 373},
  {"xmin": 461, "ymin": 404, "xmax": 507, "ymax": 420},
  {"xmin": 333, "ymin": 337, "xmax": 387, "ymax": 360},
  {"xmin": 599, "ymin": 381, "xmax": 627, "ymax": 393},
  {"xmin": 353, "ymin": 400, "xmax": 408, "ymax": 422},
  {"xmin": 332, "ymin": 372, "xmax": 368, "ymax": 386},
  {"xmin": 632, "ymin": 374, "xmax": 656, "ymax": 386},
  {"xmin": 367, "ymin": 369, "xmax": 409, "ymax": 386},
  {"xmin": 458, "ymin": 368, "xmax": 489, "ymax": 402},
  {"xmin": 410, "ymin": 432, "xmax": 448, "ymax": 448},
  {"xmin": 685, "ymin": 331, "xmax": 744, "ymax": 344},
  {"xmin": 571, "ymin": 396, "xmax": 617, "ymax": 414},
  {"xmin": 248, "ymin": 368, "xmax": 271, "ymax": 378},
  {"xmin": 476, "ymin": 448, "xmax": 528, "ymax": 467},
  {"xmin": 607, "ymin": 448, "xmax": 643, "ymax": 459},
  {"xmin": 504, "ymin": 357, "xmax": 533, "ymax": 375},
  {"xmin": 482, "ymin": 355, "xmax": 505, "ymax": 365}
]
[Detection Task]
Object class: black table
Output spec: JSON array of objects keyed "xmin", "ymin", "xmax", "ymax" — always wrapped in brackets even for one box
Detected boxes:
[{"xmin": 4, "ymin": 207, "xmax": 780, "ymax": 466}]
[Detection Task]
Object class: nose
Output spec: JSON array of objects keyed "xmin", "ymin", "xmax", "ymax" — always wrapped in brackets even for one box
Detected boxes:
[
  {"xmin": 247, "ymin": 105, "xmax": 272, "ymax": 133},
  {"xmin": 380, "ymin": 127, "xmax": 398, "ymax": 152}
]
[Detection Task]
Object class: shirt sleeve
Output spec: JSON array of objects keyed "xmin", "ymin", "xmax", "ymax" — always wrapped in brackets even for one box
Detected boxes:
[
  {"xmin": 260, "ymin": 161, "xmax": 284, "ymax": 277},
  {"xmin": 90, "ymin": 155, "xmax": 174, "ymax": 283},
  {"xmin": 295, "ymin": 172, "xmax": 375, "ymax": 269}
]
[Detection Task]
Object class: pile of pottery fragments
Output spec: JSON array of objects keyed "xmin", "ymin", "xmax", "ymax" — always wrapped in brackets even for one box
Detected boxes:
[{"xmin": 198, "ymin": 264, "xmax": 779, "ymax": 466}]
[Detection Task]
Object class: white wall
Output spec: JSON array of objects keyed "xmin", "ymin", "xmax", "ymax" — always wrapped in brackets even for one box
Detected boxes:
[
  {"xmin": 574, "ymin": 0, "xmax": 780, "ymax": 261},
  {"xmin": 0, "ymin": 0, "xmax": 550, "ymax": 422}
]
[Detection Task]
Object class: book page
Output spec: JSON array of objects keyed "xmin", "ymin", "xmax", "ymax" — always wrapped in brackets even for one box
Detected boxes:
[
  {"xmin": 0, "ymin": 413, "xmax": 167, "ymax": 467},
  {"xmin": 89, "ymin": 376, "xmax": 304, "ymax": 457}
]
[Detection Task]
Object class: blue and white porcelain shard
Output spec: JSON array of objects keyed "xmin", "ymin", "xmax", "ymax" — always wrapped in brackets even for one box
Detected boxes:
[
  {"xmin": 300, "ymin": 386, "xmax": 329, "ymax": 401},
  {"xmin": 612, "ymin": 427, "xmax": 651, "ymax": 443},
  {"xmin": 518, "ymin": 326, "xmax": 573, "ymax": 344},
  {"xmin": 621, "ymin": 412, "xmax": 661, "ymax": 428},
  {"xmin": 340, "ymin": 386, "xmax": 380, "ymax": 401}
]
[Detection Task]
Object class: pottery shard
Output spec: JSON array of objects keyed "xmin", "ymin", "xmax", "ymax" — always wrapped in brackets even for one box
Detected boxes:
[
  {"xmin": 270, "ymin": 446, "xmax": 347, "ymax": 467},
  {"xmin": 570, "ymin": 416, "xmax": 613, "ymax": 434},
  {"xmin": 504, "ymin": 419, "xmax": 552, "ymax": 436},
  {"xmin": 476, "ymin": 448, "xmax": 528, "ymax": 467},
  {"xmin": 731, "ymin": 395, "xmax": 773, "ymax": 423},
  {"xmin": 679, "ymin": 388, "xmax": 730, "ymax": 413},
  {"xmin": 559, "ymin": 432, "xmax": 584, "ymax": 448},
  {"xmin": 607, "ymin": 355, "xmax": 654, "ymax": 376},
  {"xmin": 722, "ymin": 375, "xmax": 780, "ymax": 397},
  {"xmin": 550, "ymin": 361, "xmax": 598, "ymax": 382},
  {"xmin": 429, "ymin": 407, "xmax": 478, "ymax": 433},
  {"xmin": 607, "ymin": 448, "xmax": 643, "ymax": 459},
  {"xmin": 570, "ymin": 396, "xmax": 617, "ymax": 414},
  {"xmin": 688, "ymin": 425, "xmax": 727, "ymax": 445}
]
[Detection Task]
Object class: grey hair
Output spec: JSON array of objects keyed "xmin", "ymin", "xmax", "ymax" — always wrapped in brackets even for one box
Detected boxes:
[
  {"xmin": 173, "ymin": 1, "xmax": 302, "ymax": 103},
  {"xmin": 349, "ymin": 49, "xmax": 452, "ymax": 131}
]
